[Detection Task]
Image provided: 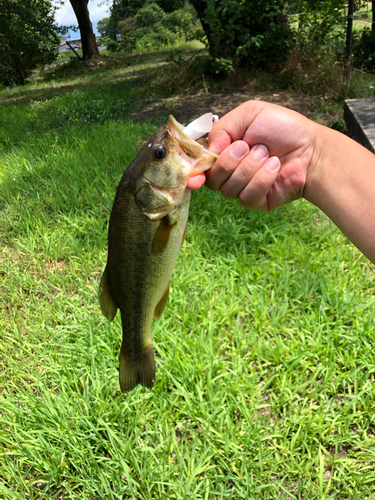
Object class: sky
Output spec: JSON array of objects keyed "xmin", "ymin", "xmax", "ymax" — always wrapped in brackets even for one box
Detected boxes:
[{"xmin": 54, "ymin": 0, "xmax": 112, "ymax": 37}]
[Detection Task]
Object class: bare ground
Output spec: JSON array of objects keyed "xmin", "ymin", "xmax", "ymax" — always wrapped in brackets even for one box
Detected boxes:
[
  {"xmin": 127, "ymin": 83, "xmax": 343, "ymax": 129},
  {"xmin": 7, "ymin": 50, "xmax": 345, "ymax": 129}
]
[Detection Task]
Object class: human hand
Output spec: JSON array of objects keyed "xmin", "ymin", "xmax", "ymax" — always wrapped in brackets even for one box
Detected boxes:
[{"xmin": 187, "ymin": 101, "xmax": 316, "ymax": 212}]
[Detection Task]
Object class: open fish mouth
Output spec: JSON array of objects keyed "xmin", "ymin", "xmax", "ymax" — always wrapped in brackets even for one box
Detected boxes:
[
  {"xmin": 167, "ymin": 115, "xmax": 218, "ymax": 178},
  {"xmin": 99, "ymin": 112, "xmax": 219, "ymax": 392}
]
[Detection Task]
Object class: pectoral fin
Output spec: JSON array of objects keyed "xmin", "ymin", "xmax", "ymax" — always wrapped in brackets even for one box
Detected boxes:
[
  {"xmin": 98, "ymin": 266, "xmax": 118, "ymax": 321},
  {"xmin": 154, "ymin": 283, "xmax": 170, "ymax": 319},
  {"xmin": 152, "ymin": 216, "xmax": 177, "ymax": 254}
]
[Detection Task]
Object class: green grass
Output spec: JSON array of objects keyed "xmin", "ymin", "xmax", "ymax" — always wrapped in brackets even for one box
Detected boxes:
[{"xmin": 1, "ymin": 51, "xmax": 375, "ymax": 500}]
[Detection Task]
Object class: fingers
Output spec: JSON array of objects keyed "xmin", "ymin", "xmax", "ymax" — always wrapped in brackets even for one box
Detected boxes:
[
  {"xmin": 205, "ymin": 141, "xmax": 250, "ymax": 191},
  {"xmin": 220, "ymin": 144, "xmax": 269, "ymax": 199},
  {"xmin": 206, "ymin": 142, "xmax": 281, "ymax": 211},
  {"xmin": 187, "ymin": 173, "xmax": 206, "ymax": 190},
  {"xmin": 207, "ymin": 101, "xmax": 265, "ymax": 154},
  {"xmin": 238, "ymin": 156, "xmax": 280, "ymax": 211}
]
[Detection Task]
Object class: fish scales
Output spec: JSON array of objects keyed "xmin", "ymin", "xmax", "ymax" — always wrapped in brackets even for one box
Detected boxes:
[
  {"xmin": 99, "ymin": 115, "xmax": 217, "ymax": 392},
  {"xmin": 107, "ymin": 181, "xmax": 190, "ymax": 389}
]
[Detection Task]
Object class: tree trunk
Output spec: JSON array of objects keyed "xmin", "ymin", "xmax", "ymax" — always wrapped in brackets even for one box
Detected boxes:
[
  {"xmin": 189, "ymin": 0, "xmax": 215, "ymax": 56},
  {"xmin": 372, "ymin": 0, "xmax": 375, "ymax": 31},
  {"xmin": 69, "ymin": 0, "xmax": 100, "ymax": 60}
]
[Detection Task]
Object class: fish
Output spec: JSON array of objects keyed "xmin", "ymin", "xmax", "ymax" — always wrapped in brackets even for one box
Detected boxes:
[{"xmin": 99, "ymin": 115, "xmax": 218, "ymax": 392}]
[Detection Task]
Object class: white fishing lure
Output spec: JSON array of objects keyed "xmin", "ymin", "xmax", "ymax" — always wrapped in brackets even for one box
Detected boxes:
[{"xmin": 183, "ymin": 113, "xmax": 219, "ymax": 141}]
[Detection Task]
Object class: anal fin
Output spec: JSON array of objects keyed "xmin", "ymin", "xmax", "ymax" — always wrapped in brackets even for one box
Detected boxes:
[
  {"xmin": 98, "ymin": 266, "xmax": 118, "ymax": 321},
  {"xmin": 119, "ymin": 344, "xmax": 155, "ymax": 392}
]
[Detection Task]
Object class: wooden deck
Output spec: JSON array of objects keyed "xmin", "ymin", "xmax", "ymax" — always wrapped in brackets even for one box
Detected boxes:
[{"xmin": 344, "ymin": 98, "xmax": 375, "ymax": 154}]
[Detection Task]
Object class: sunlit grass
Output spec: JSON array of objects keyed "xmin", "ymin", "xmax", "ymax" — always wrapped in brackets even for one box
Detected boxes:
[{"xmin": 1, "ymin": 50, "xmax": 375, "ymax": 499}]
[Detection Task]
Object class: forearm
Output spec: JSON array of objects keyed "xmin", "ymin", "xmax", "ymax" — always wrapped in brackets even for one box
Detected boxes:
[{"xmin": 304, "ymin": 123, "xmax": 375, "ymax": 263}]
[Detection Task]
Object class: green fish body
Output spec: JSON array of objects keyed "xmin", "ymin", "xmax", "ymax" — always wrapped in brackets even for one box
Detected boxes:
[{"xmin": 99, "ymin": 115, "xmax": 217, "ymax": 392}]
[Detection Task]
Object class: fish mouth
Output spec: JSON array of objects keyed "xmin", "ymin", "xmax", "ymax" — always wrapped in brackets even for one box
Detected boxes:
[{"xmin": 167, "ymin": 115, "xmax": 218, "ymax": 178}]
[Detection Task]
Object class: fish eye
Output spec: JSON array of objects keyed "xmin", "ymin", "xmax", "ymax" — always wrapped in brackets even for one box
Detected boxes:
[{"xmin": 154, "ymin": 145, "xmax": 166, "ymax": 159}]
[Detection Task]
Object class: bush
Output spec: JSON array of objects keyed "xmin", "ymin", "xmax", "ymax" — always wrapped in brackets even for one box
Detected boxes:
[
  {"xmin": 117, "ymin": 2, "xmax": 194, "ymax": 53},
  {"xmin": 106, "ymin": 39, "xmax": 119, "ymax": 53},
  {"xmin": 279, "ymin": 47, "xmax": 345, "ymax": 95},
  {"xmin": 352, "ymin": 28, "xmax": 375, "ymax": 72},
  {"xmin": 293, "ymin": 0, "xmax": 346, "ymax": 51},
  {"xmin": 134, "ymin": 2, "xmax": 166, "ymax": 28},
  {"xmin": 0, "ymin": 0, "xmax": 60, "ymax": 85},
  {"xmin": 117, "ymin": 18, "xmax": 136, "ymax": 52},
  {"xmin": 164, "ymin": 5, "xmax": 196, "ymax": 38},
  {"xmin": 192, "ymin": 0, "xmax": 295, "ymax": 70}
]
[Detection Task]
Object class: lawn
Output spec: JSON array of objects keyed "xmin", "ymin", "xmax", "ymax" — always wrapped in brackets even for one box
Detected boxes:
[{"xmin": 1, "ymin": 51, "xmax": 375, "ymax": 499}]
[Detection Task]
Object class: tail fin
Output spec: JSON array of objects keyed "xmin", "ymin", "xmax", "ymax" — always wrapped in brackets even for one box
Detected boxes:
[{"xmin": 119, "ymin": 345, "xmax": 155, "ymax": 392}]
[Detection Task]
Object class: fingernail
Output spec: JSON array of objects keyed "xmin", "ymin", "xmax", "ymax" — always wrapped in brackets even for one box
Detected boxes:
[
  {"xmin": 230, "ymin": 142, "xmax": 248, "ymax": 159},
  {"xmin": 251, "ymin": 144, "xmax": 268, "ymax": 161},
  {"xmin": 266, "ymin": 156, "xmax": 280, "ymax": 172}
]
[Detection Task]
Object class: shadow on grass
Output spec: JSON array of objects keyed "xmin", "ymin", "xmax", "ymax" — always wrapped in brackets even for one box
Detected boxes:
[
  {"xmin": 0, "ymin": 46, "xmax": 318, "ymax": 263},
  {"xmin": 0, "ymin": 47, "xmax": 202, "ymax": 108},
  {"xmin": 1, "ymin": 114, "xmax": 301, "ymax": 263},
  {"xmin": 0, "ymin": 66, "xmax": 161, "ymax": 109}
]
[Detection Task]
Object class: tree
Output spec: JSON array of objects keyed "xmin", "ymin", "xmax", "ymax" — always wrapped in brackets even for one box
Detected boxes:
[
  {"xmin": 154, "ymin": 0, "xmax": 185, "ymax": 13},
  {"xmin": 97, "ymin": 17, "xmax": 110, "ymax": 38},
  {"xmin": 69, "ymin": 0, "xmax": 100, "ymax": 60},
  {"xmin": 0, "ymin": 0, "xmax": 60, "ymax": 85},
  {"xmin": 133, "ymin": 2, "xmax": 166, "ymax": 28},
  {"xmin": 190, "ymin": 0, "xmax": 294, "ymax": 68},
  {"xmin": 107, "ymin": 0, "xmax": 187, "ymax": 41},
  {"xmin": 116, "ymin": 3, "xmax": 195, "ymax": 53},
  {"xmin": 295, "ymin": 0, "xmax": 347, "ymax": 50}
]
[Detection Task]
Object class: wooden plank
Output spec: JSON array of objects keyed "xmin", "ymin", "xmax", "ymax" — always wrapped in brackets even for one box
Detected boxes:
[{"xmin": 344, "ymin": 98, "xmax": 375, "ymax": 154}]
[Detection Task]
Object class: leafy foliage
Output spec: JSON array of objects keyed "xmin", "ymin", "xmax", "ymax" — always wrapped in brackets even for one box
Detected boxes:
[
  {"xmin": 97, "ymin": 17, "xmax": 111, "ymax": 38},
  {"xmin": 116, "ymin": 3, "xmax": 196, "ymax": 53},
  {"xmin": 293, "ymin": 0, "xmax": 347, "ymax": 50},
  {"xmin": 164, "ymin": 6, "xmax": 196, "ymax": 38},
  {"xmin": 0, "ymin": 0, "xmax": 60, "ymax": 85},
  {"xmin": 352, "ymin": 27, "xmax": 375, "ymax": 71},
  {"xmin": 134, "ymin": 1, "xmax": 166, "ymax": 28},
  {"xmin": 111, "ymin": 0, "xmax": 185, "ymax": 19},
  {"xmin": 191, "ymin": 0, "xmax": 295, "ymax": 69},
  {"xmin": 97, "ymin": 12, "xmax": 120, "ymax": 41}
]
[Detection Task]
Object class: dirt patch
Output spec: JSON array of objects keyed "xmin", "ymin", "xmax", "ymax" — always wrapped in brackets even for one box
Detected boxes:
[{"xmin": 127, "ymin": 85, "xmax": 321, "ymax": 125}]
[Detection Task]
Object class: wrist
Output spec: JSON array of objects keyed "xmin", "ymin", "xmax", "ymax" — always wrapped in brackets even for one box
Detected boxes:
[
  {"xmin": 301, "ymin": 122, "xmax": 375, "ymax": 262},
  {"xmin": 302, "ymin": 121, "xmax": 328, "ymax": 206}
]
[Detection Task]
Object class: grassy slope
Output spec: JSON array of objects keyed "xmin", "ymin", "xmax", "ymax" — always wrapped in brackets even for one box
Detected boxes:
[{"xmin": 1, "ymin": 54, "xmax": 375, "ymax": 499}]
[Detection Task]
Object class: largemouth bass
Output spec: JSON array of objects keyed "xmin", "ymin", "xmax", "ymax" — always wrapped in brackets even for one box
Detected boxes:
[{"xmin": 99, "ymin": 115, "xmax": 217, "ymax": 392}]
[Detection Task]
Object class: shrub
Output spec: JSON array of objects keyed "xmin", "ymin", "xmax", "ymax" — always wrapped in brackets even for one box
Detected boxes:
[
  {"xmin": 117, "ymin": 18, "xmax": 137, "ymax": 52},
  {"xmin": 294, "ymin": 0, "xmax": 346, "ymax": 51},
  {"xmin": 191, "ymin": 0, "xmax": 295, "ymax": 70},
  {"xmin": 117, "ymin": 2, "xmax": 192, "ymax": 53},
  {"xmin": 134, "ymin": 3, "xmax": 166, "ymax": 28},
  {"xmin": 106, "ymin": 39, "xmax": 119, "ymax": 53},
  {"xmin": 0, "ymin": 0, "xmax": 60, "ymax": 85},
  {"xmin": 352, "ymin": 28, "xmax": 375, "ymax": 72},
  {"xmin": 165, "ymin": 5, "xmax": 196, "ymax": 38}
]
